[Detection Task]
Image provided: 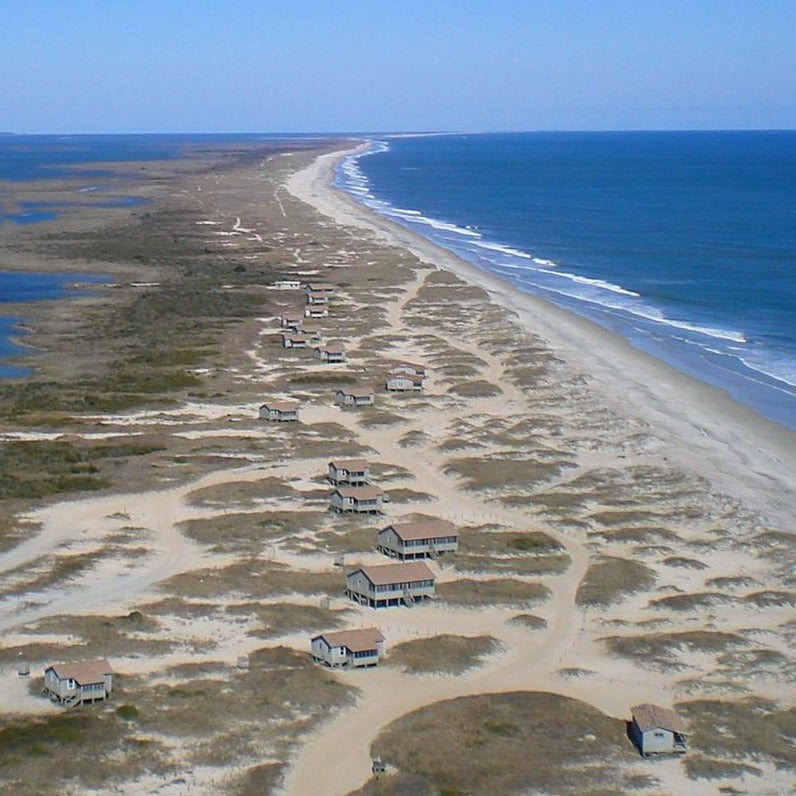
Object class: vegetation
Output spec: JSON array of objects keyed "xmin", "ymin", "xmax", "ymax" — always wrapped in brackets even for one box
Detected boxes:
[
  {"xmin": 575, "ymin": 557, "xmax": 656, "ymax": 607},
  {"xmin": 365, "ymin": 692, "xmax": 638, "ymax": 795},
  {"xmin": 386, "ymin": 635, "xmax": 501, "ymax": 675}
]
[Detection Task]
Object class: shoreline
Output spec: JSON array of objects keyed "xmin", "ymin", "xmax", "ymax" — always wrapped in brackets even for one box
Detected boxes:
[
  {"xmin": 0, "ymin": 141, "xmax": 793, "ymax": 795},
  {"xmin": 286, "ymin": 147, "xmax": 796, "ymax": 526}
]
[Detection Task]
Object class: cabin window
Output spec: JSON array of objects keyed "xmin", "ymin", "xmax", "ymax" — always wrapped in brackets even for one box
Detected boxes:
[{"xmin": 654, "ymin": 731, "xmax": 666, "ymax": 738}]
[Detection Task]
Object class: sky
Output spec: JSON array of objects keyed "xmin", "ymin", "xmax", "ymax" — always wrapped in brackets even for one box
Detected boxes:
[{"xmin": 2, "ymin": 1, "xmax": 795, "ymax": 134}]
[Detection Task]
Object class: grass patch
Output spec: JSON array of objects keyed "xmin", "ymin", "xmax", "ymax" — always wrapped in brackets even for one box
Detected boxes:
[
  {"xmin": 386, "ymin": 635, "xmax": 501, "ymax": 675},
  {"xmin": 678, "ymin": 697, "xmax": 794, "ymax": 773},
  {"xmin": 508, "ymin": 614, "xmax": 548, "ymax": 630},
  {"xmin": 226, "ymin": 602, "xmax": 347, "ymax": 637},
  {"xmin": 576, "ymin": 556, "xmax": 656, "ymax": 607},
  {"xmin": 603, "ymin": 631, "xmax": 747, "ymax": 669},
  {"xmin": 446, "ymin": 380, "xmax": 502, "ymax": 398},
  {"xmin": 437, "ymin": 579, "xmax": 549, "ymax": 608},
  {"xmin": 368, "ymin": 692, "xmax": 638, "ymax": 795},
  {"xmin": 444, "ymin": 455, "xmax": 569, "ymax": 492}
]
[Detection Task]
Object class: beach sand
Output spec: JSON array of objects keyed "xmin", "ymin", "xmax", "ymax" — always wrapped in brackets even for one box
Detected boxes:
[{"xmin": 0, "ymin": 142, "xmax": 793, "ymax": 795}]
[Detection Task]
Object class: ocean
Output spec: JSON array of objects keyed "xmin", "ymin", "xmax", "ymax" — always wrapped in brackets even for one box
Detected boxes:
[{"xmin": 335, "ymin": 132, "xmax": 796, "ymax": 431}]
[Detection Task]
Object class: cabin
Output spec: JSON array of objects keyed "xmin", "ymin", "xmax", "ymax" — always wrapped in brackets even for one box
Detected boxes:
[
  {"xmin": 304, "ymin": 282, "xmax": 336, "ymax": 296},
  {"xmin": 346, "ymin": 561, "xmax": 435, "ymax": 607},
  {"xmin": 310, "ymin": 627, "xmax": 385, "ymax": 668},
  {"xmin": 259, "ymin": 401, "xmax": 300, "ymax": 422},
  {"xmin": 43, "ymin": 658, "xmax": 113, "ymax": 707},
  {"xmin": 306, "ymin": 290, "xmax": 329, "ymax": 305},
  {"xmin": 315, "ymin": 345, "xmax": 346, "ymax": 363},
  {"xmin": 335, "ymin": 387, "xmax": 375, "ymax": 407},
  {"xmin": 281, "ymin": 332, "xmax": 308, "ymax": 348},
  {"xmin": 328, "ymin": 459, "xmax": 370, "ymax": 486},
  {"xmin": 630, "ymin": 704, "xmax": 688, "ymax": 756},
  {"xmin": 390, "ymin": 361, "xmax": 426, "ymax": 378},
  {"xmin": 304, "ymin": 305, "xmax": 329, "ymax": 318},
  {"xmin": 272, "ymin": 279, "xmax": 301, "ymax": 290},
  {"xmin": 377, "ymin": 519, "xmax": 459, "ymax": 560},
  {"xmin": 329, "ymin": 485, "xmax": 384, "ymax": 514},
  {"xmin": 386, "ymin": 373, "xmax": 424, "ymax": 392},
  {"xmin": 281, "ymin": 314, "xmax": 304, "ymax": 330}
]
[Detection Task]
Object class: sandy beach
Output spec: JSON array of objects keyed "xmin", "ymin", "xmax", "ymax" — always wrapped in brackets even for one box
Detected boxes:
[{"xmin": 0, "ymin": 142, "xmax": 793, "ymax": 795}]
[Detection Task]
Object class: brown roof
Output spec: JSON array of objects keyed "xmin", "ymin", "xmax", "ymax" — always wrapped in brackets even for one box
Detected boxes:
[
  {"xmin": 305, "ymin": 282, "xmax": 335, "ymax": 291},
  {"xmin": 282, "ymin": 333, "xmax": 306, "ymax": 342},
  {"xmin": 352, "ymin": 561, "xmax": 435, "ymax": 586},
  {"xmin": 281, "ymin": 314, "xmax": 302, "ymax": 322},
  {"xmin": 333, "ymin": 486, "xmax": 383, "ymax": 500},
  {"xmin": 631, "ymin": 704, "xmax": 687, "ymax": 734},
  {"xmin": 391, "ymin": 360, "xmax": 426, "ymax": 373},
  {"xmin": 329, "ymin": 459, "xmax": 369, "ymax": 471},
  {"xmin": 382, "ymin": 519, "xmax": 458, "ymax": 542},
  {"xmin": 318, "ymin": 345, "xmax": 345, "ymax": 355},
  {"xmin": 48, "ymin": 658, "xmax": 112, "ymax": 685},
  {"xmin": 336, "ymin": 386, "xmax": 374, "ymax": 398},
  {"xmin": 313, "ymin": 627, "xmax": 384, "ymax": 652},
  {"xmin": 301, "ymin": 321, "xmax": 321, "ymax": 332},
  {"xmin": 261, "ymin": 401, "xmax": 299, "ymax": 412}
]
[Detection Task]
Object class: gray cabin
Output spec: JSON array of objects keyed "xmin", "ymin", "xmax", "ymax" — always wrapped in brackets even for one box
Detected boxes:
[
  {"xmin": 335, "ymin": 387, "xmax": 375, "ymax": 407},
  {"xmin": 328, "ymin": 459, "xmax": 370, "ymax": 486},
  {"xmin": 386, "ymin": 373, "xmax": 423, "ymax": 392},
  {"xmin": 310, "ymin": 627, "xmax": 384, "ymax": 668},
  {"xmin": 346, "ymin": 561, "xmax": 435, "ymax": 607},
  {"xmin": 259, "ymin": 401, "xmax": 300, "ymax": 422},
  {"xmin": 377, "ymin": 519, "xmax": 459, "ymax": 560},
  {"xmin": 281, "ymin": 314, "xmax": 304, "ymax": 330},
  {"xmin": 44, "ymin": 658, "xmax": 113, "ymax": 707},
  {"xmin": 304, "ymin": 282, "xmax": 336, "ymax": 296},
  {"xmin": 630, "ymin": 704, "xmax": 688, "ymax": 756},
  {"xmin": 329, "ymin": 486, "xmax": 383, "ymax": 514},
  {"xmin": 281, "ymin": 332, "xmax": 308, "ymax": 348},
  {"xmin": 304, "ymin": 305, "xmax": 329, "ymax": 318},
  {"xmin": 315, "ymin": 345, "xmax": 346, "ymax": 363},
  {"xmin": 306, "ymin": 290, "xmax": 329, "ymax": 305}
]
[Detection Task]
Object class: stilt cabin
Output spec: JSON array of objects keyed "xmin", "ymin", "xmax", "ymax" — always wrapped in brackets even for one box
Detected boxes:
[
  {"xmin": 310, "ymin": 627, "xmax": 385, "ymax": 668},
  {"xmin": 335, "ymin": 387, "xmax": 375, "ymax": 407},
  {"xmin": 329, "ymin": 485, "xmax": 383, "ymax": 513},
  {"xmin": 386, "ymin": 373, "xmax": 423, "ymax": 392},
  {"xmin": 630, "ymin": 704, "xmax": 688, "ymax": 756},
  {"xmin": 259, "ymin": 401, "xmax": 300, "ymax": 422},
  {"xmin": 44, "ymin": 659, "xmax": 113, "ymax": 707},
  {"xmin": 315, "ymin": 345, "xmax": 346, "ymax": 363},
  {"xmin": 281, "ymin": 332, "xmax": 308, "ymax": 348},
  {"xmin": 328, "ymin": 459, "xmax": 370, "ymax": 486},
  {"xmin": 304, "ymin": 305, "xmax": 329, "ymax": 318},
  {"xmin": 377, "ymin": 519, "xmax": 459, "ymax": 560},
  {"xmin": 346, "ymin": 561, "xmax": 435, "ymax": 607}
]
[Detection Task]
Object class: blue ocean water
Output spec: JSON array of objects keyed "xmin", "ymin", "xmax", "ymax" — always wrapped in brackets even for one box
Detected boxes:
[{"xmin": 336, "ymin": 132, "xmax": 796, "ymax": 431}]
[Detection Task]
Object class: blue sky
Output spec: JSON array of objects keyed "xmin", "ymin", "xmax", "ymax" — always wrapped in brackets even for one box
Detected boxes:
[{"xmin": 3, "ymin": 1, "xmax": 794, "ymax": 133}]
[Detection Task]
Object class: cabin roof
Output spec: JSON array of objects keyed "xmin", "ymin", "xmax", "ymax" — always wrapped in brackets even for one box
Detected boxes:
[
  {"xmin": 318, "ymin": 345, "xmax": 345, "ymax": 355},
  {"xmin": 336, "ymin": 386, "xmax": 374, "ymax": 397},
  {"xmin": 631, "ymin": 704, "xmax": 687, "ymax": 734},
  {"xmin": 47, "ymin": 658, "xmax": 112, "ymax": 685},
  {"xmin": 381, "ymin": 519, "xmax": 458, "ymax": 541},
  {"xmin": 261, "ymin": 401, "xmax": 299, "ymax": 412},
  {"xmin": 329, "ymin": 459, "xmax": 369, "ymax": 471},
  {"xmin": 312, "ymin": 627, "xmax": 384, "ymax": 652},
  {"xmin": 391, "ymin": 360, "xmax": 426, "ymax": 373},
  {"xmin": 350, "ymin": 561, "xmax": 435, "ymax": 586}
]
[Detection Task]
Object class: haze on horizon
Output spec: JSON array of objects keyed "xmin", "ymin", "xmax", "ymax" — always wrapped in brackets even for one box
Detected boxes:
[{"xmin": 3, "ymin": 0, "xmax": 794, "ymax": 135}]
